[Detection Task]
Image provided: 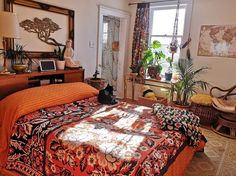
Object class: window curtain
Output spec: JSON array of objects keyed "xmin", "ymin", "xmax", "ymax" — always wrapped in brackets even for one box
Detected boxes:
[{"xmin": 131, "ymin": 3, "xmax": 150, "ymax": 68}]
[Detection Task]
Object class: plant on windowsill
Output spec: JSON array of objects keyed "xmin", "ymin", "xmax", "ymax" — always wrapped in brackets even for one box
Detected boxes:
[
  {"xmin": 173, "ymin": 58, "xmax": 209, "ymax": 107},
  {"xmin": 165, "ymin": 56, "xmax": 173, "ymax": 81},
  {"xmin": 54, "ymin": 46, "xmax": 65, "ymax": 70},
  {"xmin": 141, "ymin": 40, "xmax": 165, "ymax": 80}
]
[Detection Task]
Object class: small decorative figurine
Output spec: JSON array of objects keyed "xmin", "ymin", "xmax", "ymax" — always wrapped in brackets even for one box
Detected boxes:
[{"xmin": 64, "ymin": 39, "xmax": 81, "ymax": 68}]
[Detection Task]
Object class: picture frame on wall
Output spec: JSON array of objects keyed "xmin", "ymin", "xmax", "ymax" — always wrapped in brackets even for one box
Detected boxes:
[{"xmin": 4, "ymin": 0, "xmax": 75, "ymax": 58}]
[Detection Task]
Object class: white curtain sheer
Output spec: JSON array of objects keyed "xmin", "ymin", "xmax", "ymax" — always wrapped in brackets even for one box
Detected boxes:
[{"xmin": 101, "ymin": 16, "xmax": 120, "ymax": 91}]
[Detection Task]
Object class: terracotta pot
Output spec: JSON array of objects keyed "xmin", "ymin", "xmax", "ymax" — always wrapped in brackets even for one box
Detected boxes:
[
  {"xmin": 171, "ymin": 101, "xmax": 191, "ymax": 110},
  {"xmin": 56, "ymin": 60, "xmax": 65, "ymax": 70},
  {"xmin": 148, "ymin": 65, "xmax": 161, "ymax": 79}
]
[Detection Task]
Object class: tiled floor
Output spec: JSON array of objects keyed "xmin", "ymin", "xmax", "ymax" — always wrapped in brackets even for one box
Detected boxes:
[{"xmin": 186, "ymin": 128, "xmax": 236, "ymax": 176}]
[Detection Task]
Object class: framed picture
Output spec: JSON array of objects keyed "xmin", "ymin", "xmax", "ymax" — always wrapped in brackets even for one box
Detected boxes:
[
  {"xmin": 198, "ymin": 25, "xmax": 236, "ymax": 58},
  {"xmin": 5, "ymin": 0, "xmax": 74, "ymax": 58},
  {"xmin": 39, "ymin": 60, "xmax": 56, "ymax": 71}
]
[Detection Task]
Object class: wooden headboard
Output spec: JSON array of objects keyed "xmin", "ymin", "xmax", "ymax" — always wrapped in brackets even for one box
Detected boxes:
[{"xmin": 0, "ymin": 69, "xmax": 84, "ymax": 100}]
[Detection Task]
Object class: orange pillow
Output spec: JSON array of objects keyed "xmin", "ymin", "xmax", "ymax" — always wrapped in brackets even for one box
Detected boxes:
[{"xmin": 0, "ymin": 82, "xmax": 98, "ymax": 167}]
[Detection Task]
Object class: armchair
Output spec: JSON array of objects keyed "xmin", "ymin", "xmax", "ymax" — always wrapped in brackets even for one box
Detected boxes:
[{"xmin": 210, "ymin": 85, "xmax": 236, "ymax": 138}]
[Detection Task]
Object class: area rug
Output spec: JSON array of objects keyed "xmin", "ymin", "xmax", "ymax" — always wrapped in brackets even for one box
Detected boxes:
[{"xmin": 186, "ymin": 128, "xmax": 236, "ymax": 176}]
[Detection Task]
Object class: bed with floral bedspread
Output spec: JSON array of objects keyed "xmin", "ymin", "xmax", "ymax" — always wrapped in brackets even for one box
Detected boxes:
[
  {"xmin": 6, "ymin": 96, "xmax": 190, "ymax": 176},
  {"xmin": 0, "ymin": 83, "xmax": 205, "ymax": 176}
]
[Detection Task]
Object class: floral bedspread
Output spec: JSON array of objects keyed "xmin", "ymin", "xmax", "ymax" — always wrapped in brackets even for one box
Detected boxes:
[{"xmin": 6, "ymin": 97, "xmax": 187, "ymax": 176}]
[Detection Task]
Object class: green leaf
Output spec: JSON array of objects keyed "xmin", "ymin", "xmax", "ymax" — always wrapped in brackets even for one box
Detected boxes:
[{"xmin": 152, "ymin": 40, "xmax": 161, "ymax": 49}]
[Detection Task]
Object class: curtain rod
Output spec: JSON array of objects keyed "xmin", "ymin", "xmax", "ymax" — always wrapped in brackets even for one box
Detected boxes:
[{"xmin": 128, "ymin": 0, "xmax": 179, "ymax": 6}]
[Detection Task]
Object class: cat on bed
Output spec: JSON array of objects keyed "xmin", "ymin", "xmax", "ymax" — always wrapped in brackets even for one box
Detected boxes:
[{"xmin": 98, "ymin": 84, "xmax": 117, "ymax": 105}]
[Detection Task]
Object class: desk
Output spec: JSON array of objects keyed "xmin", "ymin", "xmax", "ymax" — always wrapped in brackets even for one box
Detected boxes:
[
  {"xmin": 124, "ymin": 73, "xmax": 175, "ymax": 102},
  {"xmin": 0, "ymin": 69, "xmax": 84, "ymax": 99}
]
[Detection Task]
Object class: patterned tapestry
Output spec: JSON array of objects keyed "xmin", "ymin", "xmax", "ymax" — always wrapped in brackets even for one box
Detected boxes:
[
  {"xmin": 6, "ymin": 97, "xmax": 189, "ymax": 176},
  {"xmin": 131, "ymin": 3, "xmax": 150, "ymax": 67}
]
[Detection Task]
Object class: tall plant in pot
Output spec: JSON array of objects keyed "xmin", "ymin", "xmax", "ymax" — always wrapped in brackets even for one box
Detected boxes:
[
  {"xmin": 54, "ymin": 46, "xmax": 65, "ymax": 70},
  {"xmin": 173, "ymin": 58, "xmax": 209, "ymax": 106},
  {"xmin": 142, "ymin": 40, "xmax": 165, "ymax": 79}
]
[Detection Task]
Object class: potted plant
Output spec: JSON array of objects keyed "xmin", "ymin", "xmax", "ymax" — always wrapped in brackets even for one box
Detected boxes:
[
  {"xmin": 54, "ymin": 46, "xmax": 65, "ymax": 70},
  {"xmin": 173, "ymin": 58, "xmax": 209, "ymax": 107},
  {"xmin": 165, "ymin": 56, "xmax": 173, "ymax": 81},
  {"xmin": 142, "ymin": 40, "xmax": 165, "ymax": 79},
  {"xmin": 5, "ymin": 44, "xmax": 29, "ymax": 73}
]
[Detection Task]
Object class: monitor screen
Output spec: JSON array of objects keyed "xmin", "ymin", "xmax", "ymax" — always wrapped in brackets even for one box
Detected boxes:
[{"xmin": 39, "ymin": 60, "xmax": 56, "ymax": 71}]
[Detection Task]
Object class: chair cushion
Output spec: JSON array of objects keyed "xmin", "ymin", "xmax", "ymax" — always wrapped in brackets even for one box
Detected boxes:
[
  {"xmin": 190, "ymin": 94, "xmax": 212, "ymax": 106},
  {"xmin": 212, "ymin": 97, "xmax": 236, "ymax": 113}
]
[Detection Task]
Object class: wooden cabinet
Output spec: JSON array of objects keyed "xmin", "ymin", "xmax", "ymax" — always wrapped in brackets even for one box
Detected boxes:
[
  {"xmin": 64, "ymin": 72, "xmax": 84, "ymax": 83},
  {"xmin": 0, "ymin": 77, "xmax": 28, "ymax": 99},
  {"xmin": 0, "ymin": 69, "xmax": 84, "ymax": 100}
]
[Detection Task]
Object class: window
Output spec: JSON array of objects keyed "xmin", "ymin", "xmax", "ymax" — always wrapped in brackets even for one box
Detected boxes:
[
  {"xmin": 103, "ymin": 22, "xmax": 108, "ymax": 43},
  {"xmin": 149, "ymin": 1, "xmax": 192, "ymax": 74}
]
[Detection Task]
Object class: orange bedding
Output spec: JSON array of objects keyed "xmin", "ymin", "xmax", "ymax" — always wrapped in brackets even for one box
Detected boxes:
[
  {"xmin": 0, "ymin": 83, "xmax": 205, "ymax": 175},
  {"xmin": 0, "ymin": 143, "xmax": 204, "ymax": 176},
  {"xmin": 0, "ymin": 82, "xmax": 98, "ymax": 168}
]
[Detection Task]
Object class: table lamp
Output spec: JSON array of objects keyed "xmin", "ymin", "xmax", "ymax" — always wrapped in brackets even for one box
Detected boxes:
[{"xmin": 0, "ymin": 11, "xmax": 20, "ymax": 74}]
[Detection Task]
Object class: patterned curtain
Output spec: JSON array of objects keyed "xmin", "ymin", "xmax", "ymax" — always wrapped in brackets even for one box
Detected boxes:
[{"xmin": 131, "ymin": 3, "xmax": 150, "ymax": 67}]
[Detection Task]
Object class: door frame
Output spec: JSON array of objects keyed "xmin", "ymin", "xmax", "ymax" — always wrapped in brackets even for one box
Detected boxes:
[{"xmin": 97, "ymin": 5, "xmax": 130, "ymax": 98}]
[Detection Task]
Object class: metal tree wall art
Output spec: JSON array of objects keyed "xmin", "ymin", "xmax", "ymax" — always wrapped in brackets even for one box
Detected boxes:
[{"xmin": 19, "ymin": 17, "xmax": 63, "ymax": 46}]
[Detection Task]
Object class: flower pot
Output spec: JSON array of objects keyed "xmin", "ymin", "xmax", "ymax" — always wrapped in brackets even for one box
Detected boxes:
[
  {"xmin": 171, "ymin": 101, "xmax": 191, "ymax": 110},
  {"xmin": 13, "ymin": 64, "xmax": 27, "ymax": 74},
  {"xmin": 165, "ymin": 72, "xmax": 173, "ymax": 81},
  {"xmin": 56, "ymin": 60, "xmax": 65, "ymax": 70},
  {"xmin": 148, "ymin": 65, "xmax": 162, "ymax": 79}
]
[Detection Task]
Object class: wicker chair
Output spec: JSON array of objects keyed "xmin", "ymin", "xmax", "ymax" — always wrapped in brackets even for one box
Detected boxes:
[{"xmin": 210, "ymin": 85, "xmax": 236, "ymax": 138}]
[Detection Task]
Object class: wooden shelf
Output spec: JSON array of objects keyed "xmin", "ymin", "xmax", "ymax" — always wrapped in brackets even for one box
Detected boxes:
[{"xmin": 0, "ymin": 69, "xmax": 84, "ymax": 100}]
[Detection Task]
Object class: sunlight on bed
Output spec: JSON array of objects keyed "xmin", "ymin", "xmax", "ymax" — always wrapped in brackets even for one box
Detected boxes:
[{"xmin": 59, "ymin": 106, "xmax": 152, "ymax": 160}]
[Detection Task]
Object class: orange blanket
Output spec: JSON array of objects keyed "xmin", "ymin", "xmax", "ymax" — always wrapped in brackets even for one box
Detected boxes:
[{"xmin": 0, "ymin": 82, "xmax": 98, "ymax": 168}]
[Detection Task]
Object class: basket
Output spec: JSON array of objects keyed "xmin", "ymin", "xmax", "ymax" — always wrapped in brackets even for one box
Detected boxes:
[
  {"xmin": 190, "ymin": 103, "xmax": 217, "ymax": 126},
  {"xmin": 190, "ymin": 94, "xmax": 218, "ymax": 126},
  {"xmin": 138, "ymin": 96, "xmax": 167, "ymax": 107}
]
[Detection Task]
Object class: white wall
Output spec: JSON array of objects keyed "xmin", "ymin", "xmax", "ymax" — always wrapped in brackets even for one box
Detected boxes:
[
  {"xmin": 128, "ymin": 0, "xmax": 236, "ymax": 91},
  {"xmin": 2, "ymin": 0, "xmax": 236, "ymax": 89},
  {"xmin": 0, "ymin": 0, "xmax": 130, "ymax": 78},
  {"xmin": 190, "ymin": 0, "xmax": 236, "ymax": 89}
]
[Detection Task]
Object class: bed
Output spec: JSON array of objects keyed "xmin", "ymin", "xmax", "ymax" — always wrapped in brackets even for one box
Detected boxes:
[{"xmin": 0, "ymin": 82, "xmax": 205, "ymax": 176}]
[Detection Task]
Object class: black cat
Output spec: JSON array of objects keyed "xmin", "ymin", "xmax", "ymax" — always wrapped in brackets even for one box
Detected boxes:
[{"xmin": 98, "ymin": 84, "xmax": 117, "ymax": 105}]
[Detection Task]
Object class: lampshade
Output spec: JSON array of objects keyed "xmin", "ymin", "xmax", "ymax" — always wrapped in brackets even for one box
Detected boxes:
[{"xmin": 0, "ymin": 11, "xmax": 20, "ymax": 39}]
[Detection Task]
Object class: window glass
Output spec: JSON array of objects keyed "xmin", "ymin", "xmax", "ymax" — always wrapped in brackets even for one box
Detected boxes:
[
  {"xmin": 149, "ymin": 4, "xmax": 188, "ymax": 76},
  {"xmin": 103, "ymin": 22, "xmax": 108, "ymax": 43},
  {"xmin": 152, "ymin": 8, "xmax": 186, "ymax": 36}
]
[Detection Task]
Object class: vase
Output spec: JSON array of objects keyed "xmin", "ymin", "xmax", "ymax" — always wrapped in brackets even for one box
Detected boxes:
[
  {"xmin": 165, "ymin": 66, "xmax": 173, "ymax": 81},
  {"xmin": 165, "ymin": 72, "xmax": 172, "ymax": 81},
  {"xmin": 56, "ymin": 60, "xmax": 65, "ymax": 70},
  {"xmin": 13, "ymin": 64, "xmax": 27, "ymax": 74}
]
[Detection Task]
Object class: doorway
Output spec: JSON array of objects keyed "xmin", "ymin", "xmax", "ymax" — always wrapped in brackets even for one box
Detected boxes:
[
  {"xmin": 97, "ymin": 5, "xmax": 130, "ymax": 98},
  {"xmin": 101, "ymin": 16, "xmax": 120, "ymax": 93}
]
